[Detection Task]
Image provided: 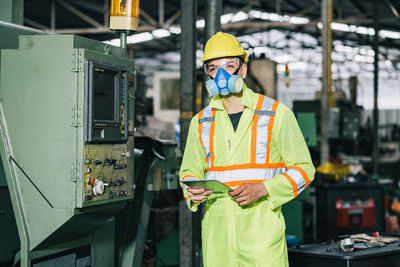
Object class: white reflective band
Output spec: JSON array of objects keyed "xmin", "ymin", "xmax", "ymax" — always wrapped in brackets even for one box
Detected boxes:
[
  {"xmin": 254, "ymin": 110, "xmax": 275, "ymax": 116},
  {"xmin": 254, "ymin": 96, "xmax": 275, "ymax": 164},
  {"xmin": 287, "ymin": 168, "xmax": 307, "ymax": 194},
  {"xmin": 199, "ymin": 106, "xmax": 214, "ymax": 169},
  {"xmin": 206, "ymin": 167, "xmax": 286, "ymax": 183}
]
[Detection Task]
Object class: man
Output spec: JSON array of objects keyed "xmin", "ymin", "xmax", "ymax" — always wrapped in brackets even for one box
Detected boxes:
[{"xmin": 180, "ymin": 32, "xmax": 315, "ymax": 267}]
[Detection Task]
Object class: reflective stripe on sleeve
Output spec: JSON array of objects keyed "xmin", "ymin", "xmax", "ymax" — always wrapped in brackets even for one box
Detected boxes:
[
  {"xmin": 282, "ymin": 173, "xmax": 299, "ymax": 198},
  {"xmin": 181, "ymin": 175, "xmax": 201, "ymax": 200},
  {"xmin": 289, "ymin": 165, "xmax": 310, "ymax": 188},
  {"xmin": 283, "ymin": 166, "xmax": 310, "ymax": 197}
]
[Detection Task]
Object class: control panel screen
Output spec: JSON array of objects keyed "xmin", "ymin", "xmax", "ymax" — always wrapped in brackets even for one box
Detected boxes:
[{"xmin": 93, "ymin": 68, "xmax": 116, "ymax": 121}]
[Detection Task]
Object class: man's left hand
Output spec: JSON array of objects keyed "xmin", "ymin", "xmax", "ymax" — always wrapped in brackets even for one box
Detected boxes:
[{"xmin": 229, "ymin": 183, "xmax": 268, "ymax": 206}]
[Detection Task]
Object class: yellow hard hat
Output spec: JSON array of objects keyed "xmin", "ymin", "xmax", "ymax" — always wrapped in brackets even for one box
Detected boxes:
[{"xmin": 201, "ymin": 32, "xmax": 248, "ymax": 62}]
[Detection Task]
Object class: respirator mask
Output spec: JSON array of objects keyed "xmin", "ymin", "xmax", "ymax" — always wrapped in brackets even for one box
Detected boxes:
[{"xmin": 204, "ymin": 58, "xmax": 244, "ymax": 97}]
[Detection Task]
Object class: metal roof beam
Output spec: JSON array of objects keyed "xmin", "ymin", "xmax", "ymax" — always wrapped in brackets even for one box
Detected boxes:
[
  {"xmin": 58, "ymin": 0, "xmax": 103, "ymax": 28},
  {"xmin": 139, "ymin": 8, "xmax": 158, "ymax": 26},
  {"xmin": 349, "ymin": 0, "xmax": 368, "ymax": 17},
  {"xmin": 24, "ymin": 17, "xmax": 49, "ymax": 31},
  {"xmin": 386, "ymin": 0, "xmax": 400, "ymax": 20}
]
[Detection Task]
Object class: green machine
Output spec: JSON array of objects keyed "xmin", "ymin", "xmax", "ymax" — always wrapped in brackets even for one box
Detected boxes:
[{"xmin": 0, "ymin": 32, "xmax": 137, "ymax": 266}]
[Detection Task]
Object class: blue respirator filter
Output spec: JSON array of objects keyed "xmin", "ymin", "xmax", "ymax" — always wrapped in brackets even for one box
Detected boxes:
[{"xmin": 205, "ymin": 68, "xmax": 244, "ymax": 97}]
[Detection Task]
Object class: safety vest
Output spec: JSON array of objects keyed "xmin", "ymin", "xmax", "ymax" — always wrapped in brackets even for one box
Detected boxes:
[{"xmin": 197, "ymin": 94, "xmax": 310, "ymax": 198}]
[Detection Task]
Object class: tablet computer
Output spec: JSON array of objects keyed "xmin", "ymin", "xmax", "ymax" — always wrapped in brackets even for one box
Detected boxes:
[{"xmin": 181, "ymin": 179, "xmax": 232, "ymax": 194}]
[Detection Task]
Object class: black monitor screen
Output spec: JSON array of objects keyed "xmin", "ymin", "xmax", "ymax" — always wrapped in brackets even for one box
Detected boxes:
[{"xmin": 93, "ymin": 68, "xmax": 116, "ymax": 121}]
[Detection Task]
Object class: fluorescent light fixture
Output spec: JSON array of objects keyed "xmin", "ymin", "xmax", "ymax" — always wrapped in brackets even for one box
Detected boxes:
[
  {"xmin": 356, "ymin": 26, "xmax": 375, "ymax": 36},
  {"xmin": 380, "ymin": 30, "xmax": 400, "ymax": 39},
  {"xmin": 331, "ymin": 22, "xmax": 350, "ymax": 32},
  {"xmin": 268, "ymin": 13, "xmax": 282, "ymax": 22},
  {"xmin": 196, "ymin": 19, "xmax": 205, "ymax": 28},
  {"xmin": 332, "ymin": 51, "xmax": 346, "ymax": 62},
  {"xmin": 289, "ymin": 16, "xmax": 309, "ymax": 24},
  {"xmin": 277, "ymin": 64, "xmax": 286, "ymax": 73},
  {"xmin": 231, "ymin": 11, "xmax": 249, "ymax": 22},
  {"xmin": 289, "ymin": 61, "xmax": 308, "ymax": 70},
  {"xmin": 273, "ymin": 54, "xmax": 294, "ymax": 63},
  {"xmin": 248, "ymin": 10, "xmax": 261, "ymax": 19},
  {"xmin": 152, "ymin": 29, "xmax": 171, "ymax": 38},
  {"xmin": 237, "ymin": 35, "xmax": 260, "ymax": 47},
  {"xmin": 354, "ymin": 54, "xmax": 374, "ymax": 63},
  {"xmin": 335, "ymin": 45, "xmax": 355, "ymax": 53},
  {"xmin": 103, "ymin": 38, "xmax": 120, "ymax": 46},
  {"xmin": 254, "ymin": 46, "xmax": 268, "ymax": 54},
  {"xmin": 221, "ymin": 13, "xmax": 234, "ymax": 24},
  {"xmin": 249, "ymin": 10, "xmax": 308, "ymax": 24},
  {"xmin": 359, "ymin": 48, "xmax": 375, "ymax": 56},
  {"xmin": 169, "ymin": 26, "xmax": 181, "ymax": 34},
  {"xmin": 127, "ymin": 32, "xmax": 153, "ymax": 44},
  {"xmin": 331, "ymin": 22, "xmax": 400, "ymax": 40}
]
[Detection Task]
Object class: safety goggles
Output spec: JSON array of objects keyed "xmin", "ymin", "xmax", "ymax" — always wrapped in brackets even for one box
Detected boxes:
[{"xmin": 204, "ymin": 58, "xmax": 241, "ymax": 76}]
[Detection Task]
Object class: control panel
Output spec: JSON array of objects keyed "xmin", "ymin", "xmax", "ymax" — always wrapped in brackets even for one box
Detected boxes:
[{"xmin": 83, "ymin": 143, "xmax": 133, "ymax": 203}]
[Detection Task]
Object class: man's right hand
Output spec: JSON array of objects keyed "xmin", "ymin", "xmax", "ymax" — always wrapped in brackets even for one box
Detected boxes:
[{"xmin": 187, "ymin": 187, "xmax": 213, "ymax": 204}]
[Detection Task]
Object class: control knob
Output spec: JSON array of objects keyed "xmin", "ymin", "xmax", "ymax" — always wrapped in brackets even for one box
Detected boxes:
[{"xmin": 92, "ymin": 179, "xmax": 105, "ymax": 196}]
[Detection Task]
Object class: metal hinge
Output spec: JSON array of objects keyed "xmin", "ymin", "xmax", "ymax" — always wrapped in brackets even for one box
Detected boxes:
[
  {"xmin": 70, "ymin": 159, "xmax": 77, "ymax": 182},
  {"xmin": 72, "ymin": 49, "xmax": 83, "ymax": 72},
  {"xmin": 71, "ymin": 105, "xmax": 83, "ymax": 127},
  {"xmin": 70, "ymin": 159, "xmax": 82, "ymax": 182}
]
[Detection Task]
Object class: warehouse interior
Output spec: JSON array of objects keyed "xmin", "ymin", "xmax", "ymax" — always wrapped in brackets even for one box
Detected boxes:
[{"xmin": 1, "ymin": 0, "xmax": 400, "ymax": 266}]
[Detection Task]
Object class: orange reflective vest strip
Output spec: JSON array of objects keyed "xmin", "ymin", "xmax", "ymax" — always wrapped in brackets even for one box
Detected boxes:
[
  {"xmin": 265, "ymin": 100, "xmax": 279, "ymax": 164},
  {"xmin": 207, "ymin": 163, "xmax": 287, "ymax": 172},
  {"xmin": 209, "ymin": 108, "xmax": 217, "ymax": 168},
  {"xmin": 224, "ymin": 180, "xmax": 265, "ymax": 187},
  {"xmin": 282, "ymin": 173, "xmax": 299, "ymax": 198},
  {"xmin": 288, "ymin": 165, "xmax": 310, "ymax": 188},
  {"xmin": 198, "ymin": 109, "xmax": 205, "ymax": 153},
  {"xmin": 251, "ymin": 95, "xmax": 264, "ymax": 163},
  {"xmin": 181, "ymin": 175, "xmax": 200, "ymax": 181}
]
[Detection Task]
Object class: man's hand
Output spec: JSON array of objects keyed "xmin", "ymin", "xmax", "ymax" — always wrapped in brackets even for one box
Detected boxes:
[
  {"xmin": 187, "ymin": 187, "xmax": 213, "ymax": 204},
  {"xmin": 229, "ymin": 183, "xmax": 268, "ymax": 206}
]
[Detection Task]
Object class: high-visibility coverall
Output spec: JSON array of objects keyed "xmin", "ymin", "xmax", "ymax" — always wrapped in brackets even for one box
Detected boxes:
[{"xmin": 180, "ymin": 85, "xmax": 315, "ymax": 267}]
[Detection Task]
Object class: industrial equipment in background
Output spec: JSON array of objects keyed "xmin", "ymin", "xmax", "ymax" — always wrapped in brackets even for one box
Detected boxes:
[
  {"xmin": 0, "ymin": 0, "xmax": 181, "ymax": 266},
  {"xmin": 288, "ymin": 233, "xmax": 400, "ymax": 267},
  {"xmin": 315, "ymin": 182, "xmax": 385, "ymax": 241}
]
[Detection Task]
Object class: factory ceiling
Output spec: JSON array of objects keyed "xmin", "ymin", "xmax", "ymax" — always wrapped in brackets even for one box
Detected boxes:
[{"xmin": 22, "ymin": 0, "xmax": 400, "ymax": 71}]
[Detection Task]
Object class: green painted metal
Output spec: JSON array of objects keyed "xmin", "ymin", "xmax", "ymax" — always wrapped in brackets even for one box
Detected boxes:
[
  {"xmin": 92, "ymin": 219, "xmax": 115, "ymax": 267},
  {"xmin": 0, "ymin": 187, "xmax": 20, "ymax": 264},
  {"xmin": 0, "ymin": 34, "xmax": 135, "ymax": 266},
  {"xmin": 156, "ymin": 228, "xmax": 179, "ymax": 267},
  {"xmin": 282, "ymin": 187, "xmax": 311, "ymax": 244},
  {"xmin": 117, "ymin": 142, "xmax": 182, "ymax": 266},
  {"xmin": 117, "ymin": 151, "xmax": 155, "ymax": 267},
  {"xmin": 0, "ymin": 155, "xmax": 6, "ymax": 186},
  {"xmin": 297, "ymin": 112, "xmax": 318, "ymax": 147},
  {"xmin": 282, "ymin": 198, "xmax": 304, "ymax": 244},
  {"xmin": 0, "ymin": 0, "xmax": 23, "ymax": 25},
  {"xmin": 151, "ymin": 143, "xmax": 182, "ymax": 190}
]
